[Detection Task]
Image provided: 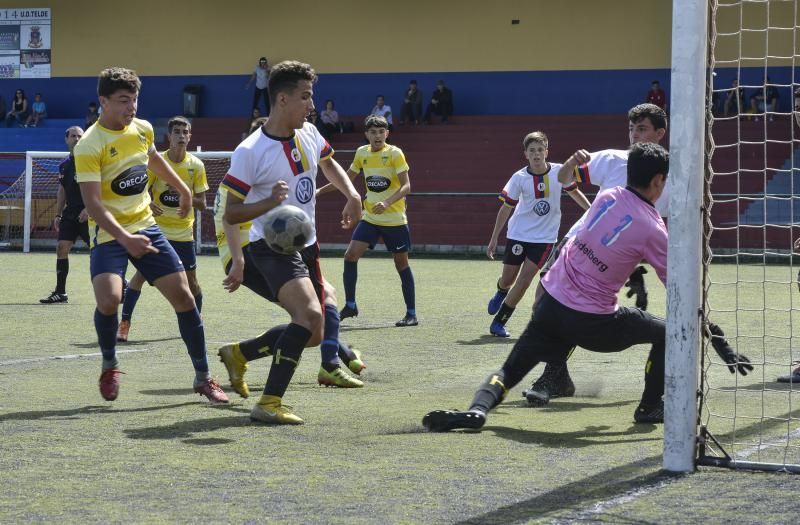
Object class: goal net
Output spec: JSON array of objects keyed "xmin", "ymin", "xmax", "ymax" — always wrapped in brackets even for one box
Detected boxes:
[
  {"xmin": 668, "ymin": 0, "xmax": 800, "ymax": 473},
  {"xmin": 8, "ymin": 151, "xmax": 233, "ymax": 252}
]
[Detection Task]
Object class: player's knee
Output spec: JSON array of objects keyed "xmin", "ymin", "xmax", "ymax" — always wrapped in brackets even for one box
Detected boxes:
[
  {"xmin": 56, "ymin": 242, "xmax": 72, "ymax": 258},
  {"xmin": 343, "ymin": 250, "xmax": 360, "ymax": 263},
  {"xmin": 96, "ymin": 296, "xmax": 120, "ymax": 315},
  {"xmin": 322, "ymin": 280, "xmax": 337, "ymax": 302},
  {"xmin": 292, "ymin": 306, "xmax": 323, "ymax": 340},
  {"xmin": 187, "ymin": 275, "xmax": 201, "ymax": 296}
]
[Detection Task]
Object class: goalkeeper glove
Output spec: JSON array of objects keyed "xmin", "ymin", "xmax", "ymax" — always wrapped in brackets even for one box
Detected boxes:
[
  {"xmin": 708, "ymin": 322, "xmax": 753, "ymax": 376},
  {"xmin": 625, "ymin": 266, "xmax": 648, "ymax": 310}
]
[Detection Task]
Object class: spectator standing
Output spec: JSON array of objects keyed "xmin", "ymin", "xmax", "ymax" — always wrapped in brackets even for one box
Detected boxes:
[
  {"xmin": 0, "ymin": 94, "xmax": 6, "ymax": 125},
  {"xmin": 85, "ymin": 102, "xmax": 99, "ymax": 128},
  {"xmin": 5, "ymin": 88, "xmax": 28, "ymax": 127},
  {"xmin": 245, "ymin": 56, "xmax": 271, "ymax": 115},
  {"xmin": 370, "ymin": 95, "xmax": 393, "ymax": 130},
  {"xmin": 24, "ymin": 92, "xmax": 47, "ymax": 127},
  {"xmin": 424, "ymin": 80, "xmax": 453, "ymax": 124},
  {"xmin": 400, "ymin": 80, "xmax": 422, "ymax": 125},
  {"xmin": 646, "ymin": 80, "xmax": 666, "ymax": 110}
]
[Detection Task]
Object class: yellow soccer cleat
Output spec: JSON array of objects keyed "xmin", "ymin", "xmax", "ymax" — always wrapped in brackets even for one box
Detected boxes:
[
  {"xmin": 250, "ymin": 395, "xmax": 304, "ymax": 425},
  {"xmin": 347, "ymin": 348, "xmax": 366, "ymax": 376},
  {"xmin": 318, "ymin": 366, "xmax": 364, "ymax": 388},
  {"xmin": 217, "ymin": 343, "xmax": 250, "ymax": 398}
]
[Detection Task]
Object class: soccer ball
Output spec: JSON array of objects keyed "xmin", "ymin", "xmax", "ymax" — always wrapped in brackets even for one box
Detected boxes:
[{"xmin": 262, "ymin": 204, "xmax": 313, "ymax": 255}]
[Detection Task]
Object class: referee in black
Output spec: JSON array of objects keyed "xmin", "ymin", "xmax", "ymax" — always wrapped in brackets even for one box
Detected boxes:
[{"xmin": 40, "ymin": 126, "xmax": 89, "ymax": 303}]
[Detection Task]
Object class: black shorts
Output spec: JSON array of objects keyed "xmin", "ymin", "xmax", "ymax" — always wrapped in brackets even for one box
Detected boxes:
[
  {"xmin": 497, "ymin": 289, "xmax": 666, "ymax": 391},
  {"xmin": 226, "ymin": 244, "xmax": 277, "ymax": 303},
  {"xmin": 58, "ymin": 217, "xmax": 89, "ymax": 245},
  {"xmin": 502, "ymin": 239, "xmax": 553, "ymax": 267},
  {"xmin": 538, "ymin": 236, "xmax": 569, "ymax": 276},
  {"xmin": 248, "ymin": 239, "xmax": 325, "ymax": 304},
  {"xmin": 508, "ymin": 290, "xmax": 665, "ymax": 365}
]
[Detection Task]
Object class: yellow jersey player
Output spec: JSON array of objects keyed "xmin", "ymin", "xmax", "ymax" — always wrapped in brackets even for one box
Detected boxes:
[
  {"xmin": 75, "ymin": 67, "xmax": 227, "ymax": 404},
  {"xmin": 117, "ymin": 116, "xmax": 209, "ymax": 342},
  {"xmin": 320, "ymin": 115, "xmax": 416, "ymax": 327}
]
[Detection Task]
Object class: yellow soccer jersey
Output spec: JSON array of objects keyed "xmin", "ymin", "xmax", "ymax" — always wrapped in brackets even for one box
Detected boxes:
[
  {"xmin": 349, "ymin": 144, "xmax": 410, "ymax": 226},
  {"xmin": 148, "ymin": 151, "xmax": 209, "ymax": 242},
  {"xmin": 212, "ymin": 186, "xmax": 251, "ymax": 270},
  {"xmin": 74, "ymin": 118, "xmax": 156, "ymax": 246}
]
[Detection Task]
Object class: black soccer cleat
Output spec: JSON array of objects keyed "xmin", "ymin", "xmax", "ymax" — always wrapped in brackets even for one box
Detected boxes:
[
  {"xmin": 422, "ymin": 409, "xmax": 486, "ymax": 432},
  {"xmin": 395, "ymin": 314, "xmax": 418, "ymax": 327},
  {"xmin": 523, "ymin": 363, "xmax": 576, "ymax": 406},
  {"xmin": 40, "ymin": 291, "xmax": 68, "ymax": 304},
  {"xmin": 634, "ymin": 400, "xmax": 664, "ymax": 424},
  {"xmin": 339, "ymin": 304, "xmax": 359, "ymax": 320}
]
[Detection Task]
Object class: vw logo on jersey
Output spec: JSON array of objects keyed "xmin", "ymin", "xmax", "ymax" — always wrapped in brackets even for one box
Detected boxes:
[
  {"xmin": 291, "ymin": 148, "xmax": 302, "ymax": 162},
  {"xmin": 512, "ymin": 243, "xmax": 524, "ymax": 256},
  {"xmin": 366, "ymin": 175, "xmax": 391, "ymax": 193},
  {"xmin": 111, "ymin": 165, "xmax": 149, "ymax": 196},
  {"xmin": 159, "ymin": 189, "xmax": 180, "ymax": 208},
  {"xmin": 533, "ymin": 201, "xmax": 551, "ymax": 216},
  {"xmin": 295, "ymin": 176, "xmax": 314, "ymax": 204}
]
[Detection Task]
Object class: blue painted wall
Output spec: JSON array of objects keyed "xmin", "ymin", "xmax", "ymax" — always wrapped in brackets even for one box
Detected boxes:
[{"xmin": 2, "ymin": 66, "xmax": 795, "ymax": 122}]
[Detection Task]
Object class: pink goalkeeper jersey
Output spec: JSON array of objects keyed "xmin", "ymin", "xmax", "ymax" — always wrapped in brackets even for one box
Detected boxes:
[{"xmin": 542, "ymin": 186, "xmax": 668, "ymax": 314}]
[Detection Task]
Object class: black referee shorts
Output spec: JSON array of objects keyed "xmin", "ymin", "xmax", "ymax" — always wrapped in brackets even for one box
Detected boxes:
[{"xmin": 58, "ymin": 217, "xmax": 89, "ymax": 245}]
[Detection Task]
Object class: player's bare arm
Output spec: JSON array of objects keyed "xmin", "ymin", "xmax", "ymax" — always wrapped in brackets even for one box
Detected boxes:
[
  {"xmin": 52, "ymin": 185, "xmax": 66, "ymax": 231},
  {"xmin": 192, "ymin": 191, "xmax": 207, "ymax": 211},
  {"xmin": 566, "ymin": 187, "xmax": 591, "ymax": 210},
  {"xmin": 316, "ymin": 168, "xmax": 359, "ymax": 197},
  {"xmin": 373, "ymin": 170, "xmax": 410, "ymax": 214},
  {"xmin": 487, "ymin": 204, "xmax": 513, "ymax": 260},
  {"xmin": 147, "ymin": 150, "xmax": 192, "ymax": 219},
  {"xmin": 557, "ymin": 149, "xmax": 591, "ymax": 184},
  {"xmin": 79, "ymin": 181, "xmax": 158, "ymax": 258},
  {"xmin": 221, "ymin": 217, "xmax": 245, "ymax": 293},
  {"xmin": 224, "ymin": 181, "xmax": 288, "ymax": 225},
  {"xmin": 319, "ymin": 156, "xmax": 362, "ymax": 229}
]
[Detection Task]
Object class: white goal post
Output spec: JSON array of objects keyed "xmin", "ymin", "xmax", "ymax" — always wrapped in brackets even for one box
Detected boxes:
[
  {"xmin": 664, "ymin": 0, "xmax": 707, "ymax": 473},
  {"xmin": 14, "ymin": 150, "xmax": 233, "ymax": 253}
]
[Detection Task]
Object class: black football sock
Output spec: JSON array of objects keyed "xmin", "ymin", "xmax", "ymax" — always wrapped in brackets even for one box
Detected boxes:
[
  {"xmin": 239, "ymin": 325, "xmax": 286, "ymax": 361},
  {"xmin": 469, "ymin": 371, "xmax": 509, "ymax": 414},
  {"xmin": 493, "ymin": 303, "xmax": 515, "ymax": 325},
  {"xmin": 263, "ymin": 323, "xmax": 311, "ymax": 398},
  {"xmin": 176, "ymin": 308, "xmax": 209, "ymax": 379},
  {"xmin": 55, "ymin": 258, "xmax": 68, "ymax": 294}
]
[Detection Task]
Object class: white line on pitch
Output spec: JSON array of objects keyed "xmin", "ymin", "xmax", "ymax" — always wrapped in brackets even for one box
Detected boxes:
[
  {"xmin": 735, "ymin": 427, "xmax": 800, "ymax": 459},
  {"xmin": 552, "ymin": 476, "xmax": 678, "ymax": 524},
  {"xmin": 0, "ymin": 348, "xmax": 152, "ymax": 366}
]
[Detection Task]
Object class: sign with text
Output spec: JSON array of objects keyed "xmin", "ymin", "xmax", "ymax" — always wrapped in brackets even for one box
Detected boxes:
[{"xmin": 0, "ymin": 8, "xmax": 50, "ymax": 78}]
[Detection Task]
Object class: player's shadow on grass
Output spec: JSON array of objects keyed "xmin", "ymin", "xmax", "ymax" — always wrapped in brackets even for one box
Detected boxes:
[
  {"xmin": 340, "ymin": 323, "xmax": 403, "ymax": 332},
  {"xmin": 0, "ymin": 402, "xmax": 199, "ymax": 422},
  {"xmin": 70, "ymin": 336, "xmax": 181, "ymax": 349},
  {"xmin": 124, "ymin": 409, "xmax": 258, "ymax": 442},
  {"xmin": 717, "ymin": 382, "xmax": 798, "ymax": 392},
  {"xmin": 502, "ymin": 398, "xmax": 634, "ymax": 413},
  {"xmin": 454, "ymin": 454, "xmax": 671, "ymax": 525},
  {"xmin": 483, "ymin": 423, "xmax": 661, "ymax": 449},
  {"xmin": 456, "ymin": 335, "xmax": 518, "ymax": 346}
]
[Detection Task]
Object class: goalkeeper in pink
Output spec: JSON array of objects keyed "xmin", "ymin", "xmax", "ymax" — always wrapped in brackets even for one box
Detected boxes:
[{"xmin": 423, "ymin": 143, "xmax": 752, "ymax": 432}]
